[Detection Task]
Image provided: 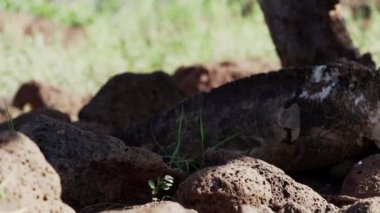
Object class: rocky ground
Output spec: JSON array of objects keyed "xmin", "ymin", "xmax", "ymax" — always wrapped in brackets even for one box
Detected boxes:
[{"xmin": 1, "ymin": 61, "xmax": 380, "ymax": 213}]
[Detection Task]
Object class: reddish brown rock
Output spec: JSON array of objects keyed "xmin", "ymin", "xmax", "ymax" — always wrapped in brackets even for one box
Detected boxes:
[
  {"xmin": 288, "ymin": 160, "xmax": 358, "ymax": 197},
  {"xmin": 200, "ymin": 151, "xmax": 337, "ymax": 212},
  {"xmin": 0, "ymin": 108, "xmax": 70, "ymax": 132},
  {"xmin": 100, "ymin": 201, "xmax": 197, "ymax": 213},
  {"xmin": 176, "ymin": 163, "xmax": 272, "ymax": 212},
  {"xmin": 172, "ymin": 59, "xmax": 278, "ymax": 96},
  {"xmin": 238, "ymin": 205, "xmax": 274, "ymax": 213},
  {"xmin": 341, "ymin": 197, "xmax": 380, "ymax": 213},
  {"xmin": 12, "ymin": 80, "xmax": 89, "ymax": 119},
  {"xmin": 0, "ymin": 131, "xmax": 74, "ymax": 212},
  {"xmin": 24, "ymin": 18, "xmax": 86, "ymax": 46},
  {"xmin": 17, "ymin": 115, "xmax": 185, "ymax": 211},
  {"xmin": 276, "ymin": 202, "xmax": 309, "ymax": 213},
  {"xmin": 341, "ymin": 154, "xmax": 380, "ymax": 198},
  {"xmin": 79, "ymin": 71, "xmax": 185, "ymax": 134},
  {"xmin": 72, "ymin": 121, "xmax": 113, "ymax": 135},
  {"xmin": 0, "ymin": 114, "xmax": 5, "ymax": 123},
  {"xmin": 324, "ymin": 195, "xmax": 359, "ymax": 208}
]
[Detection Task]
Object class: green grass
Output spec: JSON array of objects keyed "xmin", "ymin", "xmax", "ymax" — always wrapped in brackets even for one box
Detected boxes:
[
  {"xmin": 0, "ymin": 0, "xmax": 379, "ymax": 97},
  {"xmin": 344, "ymin": 1, "xmax": 380, "ymax": 65},
  {"xmin": 0, "ymin": 0, "xmax": 277, "ymax": 96},
  {"xmin": 152, "ymin": 106, "xmax": 247, "ymax": 174},
  {"xmin": 3, "ymin": 101, "xmax": 15, "ymax": 130}
]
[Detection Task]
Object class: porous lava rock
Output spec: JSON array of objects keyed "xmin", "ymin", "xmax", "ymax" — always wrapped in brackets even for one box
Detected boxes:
[
  {"xmin": 79, "ymin": 71, "xmax": 185, "ymax": 134},
  {"xmin": 17, "ymin": 115, "xmax": 184, "ymax": 211},
  {"xmin": 0, "ymin": 131, "xmax": 74, "ymax": 213},
  {"xmin": 198, "ymin": 151, "xmax": 337, "ymax": 212},
  {"xmin": 100, "ymin": 201, "xmax": 197, "ymax": 213},
  {"xmin": 276, "ymin": 202, "xmax": 309, "ymax": 213},
  {"xmin": 172, "ymin": 59, "xmax": 278, "ymax": 96},
  {"xmin": 0, "ymin": 108, "xmax": 70, "ymax": 132},
  {"xmin": 341, "ymin": 154, "xmax": 380, "ymax": 198},
  {"xmin": 72, "ymin": 120, "xmax": 113, "ymax": 135},
  {"xmin": 12, "ymin": 80, "xmax": 89, "ymax": 119},
  {"xmin": 341, "ymin": 197, "xmax": 380, "ymax": 213},
  {"xmin": 324, "ymin": 195, "xmax": 359, "ymax": 208},
  {"xmin": 176, "ymin": 164, "xmax": 272, "ymax": 212},
  {"xmin": 238, "ymin": 205, "xmax": 274, "ymax": 213},
  {"xmin": 289, "ymin": 160, "xmax": 358, "ymax": 197}
]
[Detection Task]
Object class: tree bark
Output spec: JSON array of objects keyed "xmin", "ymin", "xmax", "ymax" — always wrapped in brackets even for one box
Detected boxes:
[{"xmin": 258, "ymin": 0, "xmax": 375, "ymax": 68}]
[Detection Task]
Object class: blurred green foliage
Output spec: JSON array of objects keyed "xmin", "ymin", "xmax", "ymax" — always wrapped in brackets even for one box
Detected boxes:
[
  {"xmin": 0, "ymin": 0, "xmax": 378, "ymax": 97},
  {"xmin": 0, "ymin": 0, "xmax": 278, "ymax": 96},
  {"xmin": 0, "ymin": 0, "xmax": 97, "ymax": 25}
]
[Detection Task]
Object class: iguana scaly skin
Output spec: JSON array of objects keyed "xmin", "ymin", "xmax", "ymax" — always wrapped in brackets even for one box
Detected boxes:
[{"xmin": 116, "ymin": 63, "xmax": 380, "ymax": 172}]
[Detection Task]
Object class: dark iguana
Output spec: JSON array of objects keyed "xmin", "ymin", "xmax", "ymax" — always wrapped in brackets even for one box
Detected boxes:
[{"xmin": 115, "ymin": 63, "xmax": 380, "ymax": 172}]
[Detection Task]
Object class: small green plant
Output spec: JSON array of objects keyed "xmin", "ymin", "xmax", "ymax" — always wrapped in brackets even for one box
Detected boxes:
[
  {"xmin": 3, "ymin": 100, "xmax": 15, "ymax": 131},
  {"xmin": 199, "ymin": 109, "xmax": 205, "ymax": 154},
  {"xmin": 152, "ymin": 107, "xmax": 245, "ymax": 174},
  {"xmin": 169, "ymin": 107, "xmax": 185, "ymax": 167},
  {"xmin": 148, "ymin": 175, "xmax": 174, "ymax": 202}
]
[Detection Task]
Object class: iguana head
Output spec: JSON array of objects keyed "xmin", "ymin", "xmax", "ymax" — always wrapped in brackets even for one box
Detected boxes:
[
  {"xmin": 254, "ymin": 63, "xmax": 380, "ymax": 172},
  {"xmin": 299, "ymin": 63, "xmax": 380, "ymax": 147}
]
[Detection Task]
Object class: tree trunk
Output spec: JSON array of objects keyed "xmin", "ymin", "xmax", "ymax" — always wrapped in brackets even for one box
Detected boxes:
[{"xmin": 258, "ymin": 0, "xmax": 375, "ymax": 68}]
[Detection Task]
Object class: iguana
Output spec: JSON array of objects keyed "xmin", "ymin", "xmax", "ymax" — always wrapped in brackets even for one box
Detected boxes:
[{"xmin": 115, "ymin": 63, "xmax": 380, "ymax": 172}]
